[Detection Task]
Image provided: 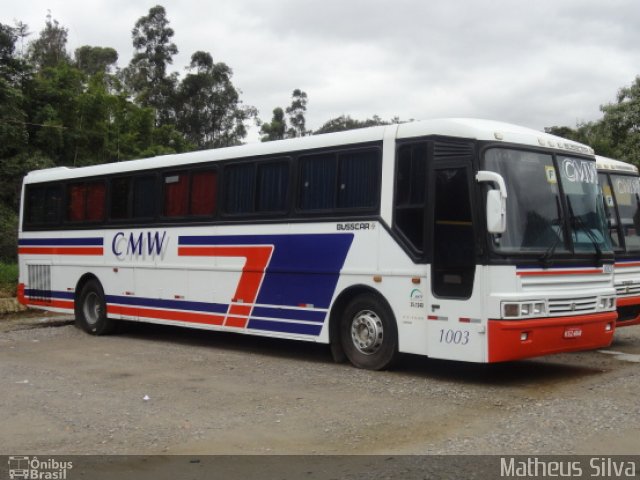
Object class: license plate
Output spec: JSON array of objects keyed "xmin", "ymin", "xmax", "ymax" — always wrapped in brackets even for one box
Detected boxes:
[{"xmin": 564, "ymin": 326, "xmax": 582, "ymax": 339}]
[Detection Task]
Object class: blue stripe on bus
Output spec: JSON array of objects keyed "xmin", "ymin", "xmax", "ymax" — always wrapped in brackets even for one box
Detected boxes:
[
  {"xmin": 105, "ymin": 295, "xmax": 228, "ymax": 314},
  {"xmin": 248, "ymin": 319, "xmax": 323, "ymax": 336},
  {"xmin": 25, "ymin": 289, "xmax": 74, "ymax": 299},
  {"xmin": 19, "ymin": 237, "xmax": 104, "ymax": 246},
  {"xmin": 179, "ymin": 234, "xmax": 354, "ymax": 309},
  {"xmin": 251, "ymin": 306, "xmax": 327, "ymax": 323},
  {"xmin": 106, "ymin": 295, "xmax": 327, "ymax": 324}
]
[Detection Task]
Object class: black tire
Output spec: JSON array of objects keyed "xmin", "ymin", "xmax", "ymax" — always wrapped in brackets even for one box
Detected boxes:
[
  {"xmin": 340, "ymin": 293, "xmax": 398, "ymax": 370},
  {"xmin": 75, "ymin": 279, "xmax": 115, "ymax": 335}
]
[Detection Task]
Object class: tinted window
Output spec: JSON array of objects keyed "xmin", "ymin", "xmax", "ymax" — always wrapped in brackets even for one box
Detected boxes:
[
  {"xmin": 257, "ymin": 162, "xmax": 289, "ymax": 213},
  {"xmin": 394, "ymin": 143, "xmax": 427, "ymax": 252},
  {"xmin": 133, "ymin": 176, "xmax": 156, "ymax": 218},
  {"xmin": 338, "ymin": 150, "xmax": 378, "ymax": 209},
  {"xmin": 190, "ymin": 170, "xmax": 217, "ymax": 216},
  {"xmin": 299, "ymin": 153, "xmax": 336, "ymax": 211},
  {"xmin": 67, "ymin": 181, "xmax": 106, "ymax": 222},
  {"xmin": 225, "ymin": 164, "xmax": 255, "ymax": 214},
  {"xmin": 110, "ymin": 178, "xmax": 130, "ymax": 220},
  {"xmin": 163, "ymin": 172, "xmax": 189, "ymax": 217},
  {"xmin": 26, "ymin": 185, "xmax": 62, "ymax": 226}
]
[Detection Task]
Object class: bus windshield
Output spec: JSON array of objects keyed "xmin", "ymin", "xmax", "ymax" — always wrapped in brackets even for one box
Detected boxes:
[
  {"xmin": 482, "ymin": 148, "xmax": 610, "ymax": 256},
  {"xmin": 609, "ymin": 173, "xmax": 640, "ymax": 252}
]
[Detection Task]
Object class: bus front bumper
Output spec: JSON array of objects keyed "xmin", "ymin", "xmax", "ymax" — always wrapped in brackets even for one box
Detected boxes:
[{"xmin": 487, "ymin": 311, "xmax": 617, "ymax": 363}]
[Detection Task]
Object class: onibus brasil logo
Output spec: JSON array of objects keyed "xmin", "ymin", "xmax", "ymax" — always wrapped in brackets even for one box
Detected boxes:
[{"xmin": 8, "ymin": 456, "xmax": 73, "ymax": 480}]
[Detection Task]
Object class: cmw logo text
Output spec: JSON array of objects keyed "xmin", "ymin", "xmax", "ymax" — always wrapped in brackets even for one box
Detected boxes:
[{"xmin": 112, "ymin": 231, "xmax": 167, "ymax": 258}]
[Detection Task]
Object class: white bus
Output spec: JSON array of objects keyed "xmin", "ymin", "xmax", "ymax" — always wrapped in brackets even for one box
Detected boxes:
[
  {"xmin": 597, "ymin": 155, "xmax": 640, "ymax": 327},
  {"xmin": 18, "ymin": 118, "xmax": 617, "ymax": 370}
]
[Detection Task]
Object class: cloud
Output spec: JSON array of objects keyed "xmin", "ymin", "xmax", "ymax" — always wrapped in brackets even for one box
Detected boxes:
[{"xmin": 4, "ymin": 0, "xmax": 640, "ymax": 139}]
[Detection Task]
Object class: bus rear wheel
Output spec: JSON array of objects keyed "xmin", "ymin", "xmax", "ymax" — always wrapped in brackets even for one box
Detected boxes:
[
  {"xmin": 340, "ymin": 293, "xmax": 397, "ymax": 370},
  {"xmin": 75, "ymin": 279, "xmax": 115, "ymax": 335}
]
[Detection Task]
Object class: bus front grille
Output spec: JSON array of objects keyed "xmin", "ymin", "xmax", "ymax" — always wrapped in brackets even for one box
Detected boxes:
[{"xmin": 548, "ymin": 296, "xmax": 598, "ymax": 315}]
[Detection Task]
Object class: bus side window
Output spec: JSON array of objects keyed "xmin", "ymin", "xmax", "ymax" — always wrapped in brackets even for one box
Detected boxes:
[
  {"xmin": 256, "ymin": 161, "xmax": 289, "ymax": 213},
  {"xmin": 299, "ymin": 153, "xmax": 337, "ymax": 211},
  {"xmin": 110, "ymin": 178, "xmax": 130, "ymax": 220},
  {"xmin": 190, "ymin": 170, "xmax": 217, "ymax": 216},
  {"xmin": 394, "ymin": 143, "xmax": 427, "ymax": 254},
  {"xmin": 225, "ymin": 163, "xmax": 255, "ymax": 214},
  {"xmin": 131, "ymin": 176, "xmax": 156, "ymax": 219},
  {"xmin": 163, "ymin": 172, "xmax": 189, "ymax": 217},
  {"xmin": 67, "ymin": 181, "xmax": 106, "ymax": 223},
  {"xmin": 338, "ymin": 150, "xmax": 378, "ymax": 209}
]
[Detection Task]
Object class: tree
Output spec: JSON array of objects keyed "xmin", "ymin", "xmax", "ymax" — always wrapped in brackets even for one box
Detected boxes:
[
  {"xmin": 285, "ymin": 89, "xmax": 308, "ymax": 137},
  {"xmin": 27, "ymin": 12, "xmax": 70, "ymax": 70},
  {"xmin": 176, "ymin": 51, "xmax": 256, "ymax": 149},
  {"xmin": 260, "ymin": 89, "xmax": 308, "ymax": 142},
  {"xmin": 74, "ymin": 46, "xmax": 118, "ymax": 77},
  {"xmin": 259, "ymin": 107, "xmax": 287, "ymax": 142},
  {"xmin": 600, "ymin": 76, "xmax": 640, "ymax": 164},
  {"xmin": 125, "ymin": 5, "xmax": 178, "ymax": 126},
  {"xmin": 314, "ymin": 114, "xmax": 396, "ymax": 134},
  {"xmin": 0, "ymin": 23, "xmax": 28, "ymax": 158}
]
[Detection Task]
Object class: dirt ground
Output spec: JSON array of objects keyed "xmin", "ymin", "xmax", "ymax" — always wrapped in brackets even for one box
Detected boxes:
[{"xmin": 1, "ymin": 312, "xmax": 639, "ymax": 461}]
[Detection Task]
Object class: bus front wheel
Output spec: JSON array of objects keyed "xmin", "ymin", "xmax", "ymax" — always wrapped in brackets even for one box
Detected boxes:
[
  {"xmin": 75, "ymin": 279, "xmax": 115, "ymax": 335},
  {"xmin": 340, "ymin": 293, "xmax": 397, "ymax": 370}
]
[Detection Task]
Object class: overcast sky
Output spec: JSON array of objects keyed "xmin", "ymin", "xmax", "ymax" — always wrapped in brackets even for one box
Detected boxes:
[{"xmin": 4, "ymin": 0, "xmax": 640, "ymax": 141}]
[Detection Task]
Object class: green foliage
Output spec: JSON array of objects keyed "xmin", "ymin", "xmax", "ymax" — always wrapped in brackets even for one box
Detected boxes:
[
  {"xmin": 314, "ymin": 115, "xmax": 397, "ymax": 134},
  {"xmin": 285, "ymin": 89, "xmax": 308, "ymax": 138},
  {"xmin": 260, "ymin": 107, "xmax": 287, "ymax": 142},
  {"xmin": 0, "ymin": 23, "xmax": 29, "ymax": 158},
  {"xmin": 125, "ymin": 5, "xmax": 178, "ymax": 126},
  {"xmin": 27, "ymin": 12, "xmax": 71, "ymax": 70},
  {"xmin": 177, "ymin": 51, "xmax": 256, "ymax": 148},
  {"xmin": 260, "ymin": 89, "xmax": 309, "ymax": 142},
  {"xmin": 0, "ymin": 203, "xmax": 18, "ymax": 263},
  {"xmin": 74, "ymin": 46, "xmax": 118, "ymax": 76},
  {"xmin": 600, "ymin": 76, "xmax": 640, "ymax": 164},
  {"xmin": 0, "ymin": 260, "xmax": 18, "ymax": 295}
]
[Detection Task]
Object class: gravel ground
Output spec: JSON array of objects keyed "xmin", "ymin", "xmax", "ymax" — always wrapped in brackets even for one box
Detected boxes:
[{"xmin": 0, "ymin": 315, "xmax": 639, "ymax": 457}]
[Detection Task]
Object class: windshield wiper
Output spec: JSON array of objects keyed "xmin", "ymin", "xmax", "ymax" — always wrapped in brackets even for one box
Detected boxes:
[
  {"xmin": 538, "ymin": 195, "xmax": 564, "ymax": 267},
  {"xmin": 567, "ymin": 197, "xmax": 602, "ymax": 264},
  {"xmin": 539, "ymin": 231, "xmax": 563, "ymax": 267}
]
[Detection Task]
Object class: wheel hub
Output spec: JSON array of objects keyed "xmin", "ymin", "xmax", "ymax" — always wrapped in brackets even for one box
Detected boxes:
[
  {"xmin": 351, "ymin": 310, "xmax": 383, "ymax": 355},
  {"xmin": 83, "ymin": 292, "xmax": 102, "ymax": 326}
]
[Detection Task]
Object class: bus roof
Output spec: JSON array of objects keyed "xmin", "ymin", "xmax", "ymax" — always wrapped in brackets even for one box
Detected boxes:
[
  {"xmin": 24, "ymin": 118, "xmax": 595, "ymax": 184},
  {"xmin": 596, "ymin": 155, "xmax": 639, "ymax": 175}
]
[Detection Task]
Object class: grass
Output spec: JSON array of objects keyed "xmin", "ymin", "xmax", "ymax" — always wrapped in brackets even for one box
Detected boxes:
[{"xmin": 0, "ymin": 262, "xmax": 18, "ymax": 297}]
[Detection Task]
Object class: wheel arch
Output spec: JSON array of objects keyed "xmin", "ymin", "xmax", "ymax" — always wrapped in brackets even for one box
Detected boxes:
[
  {"xmin": 74, "ymin": 272, "xmax": 102, "ymax": 304},
  {"xmin": 328, "ymin": 284, "xmax": 395, "ymax": 363}
]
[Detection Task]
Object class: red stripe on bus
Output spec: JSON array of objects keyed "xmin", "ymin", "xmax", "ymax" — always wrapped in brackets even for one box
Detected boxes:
[
  {"xmin": 178, "ymin": 245, "xmax": 273, "ymax": 328},
  {"xmin": 17, "ymin": 283, "xmax": 27, "ymax": 306},
  {"xmin": 108, "ymin": 304, "xmax": 225, "ymax": 326},
  {"xmin": 516, "ymin": 269, "xmax": 602, "ymax": 277},
  {"xmin": 26, "ymin": 299, "xmax": 74, "ymax": 310},
  {"xmin": 18, "ymin": 247, "xmax": 104, "ymax": 255},
  {"xmin": 615, "ymin": 262, "xmax": 640, "ymax": 268}
]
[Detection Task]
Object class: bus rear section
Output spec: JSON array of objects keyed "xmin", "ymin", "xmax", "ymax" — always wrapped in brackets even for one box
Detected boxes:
[{"xmin": 597, "ymin": 155, "xmax": 640, "ymax": 326}]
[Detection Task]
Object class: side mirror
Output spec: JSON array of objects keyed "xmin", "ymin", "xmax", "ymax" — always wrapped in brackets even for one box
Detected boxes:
[
  {"xmin": 476, "ymin": 171, "xmax": 507, "ymax": 234},
  {"xmin": 486, "ymin": 189, "xmax": 506, "ymax": 234}
]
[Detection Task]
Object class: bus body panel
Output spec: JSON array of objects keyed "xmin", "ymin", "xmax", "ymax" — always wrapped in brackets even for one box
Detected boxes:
[
  {"xmin": 597, "ymin": 155, "xmax": 640, "ymax": 327},
  {"xmin": 18, "ymin": 119, "xmax": 618, "ymax": 367}
]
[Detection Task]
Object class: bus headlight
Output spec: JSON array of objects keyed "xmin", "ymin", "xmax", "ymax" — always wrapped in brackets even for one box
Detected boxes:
[
  {"xmin": 501, "ymin": 301, "xmax": 546, "ymax": 319},
  {"xmin": 598, "ymin": 296, "xmax": 616, "ymax": 310}
]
